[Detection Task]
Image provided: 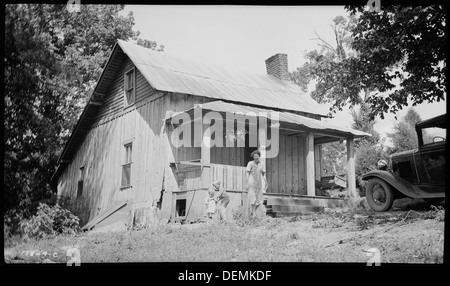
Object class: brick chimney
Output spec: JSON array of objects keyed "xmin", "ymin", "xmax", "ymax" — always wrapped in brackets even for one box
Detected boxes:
[{"xmin": 265, "ymin": 53, "xmax": 289, "ymax": 81}]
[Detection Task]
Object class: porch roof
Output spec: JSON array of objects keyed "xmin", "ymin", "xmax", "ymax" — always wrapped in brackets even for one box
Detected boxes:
[{"xmin": 168, "ymin": 100, "xmax": 371, "ymax": 138}]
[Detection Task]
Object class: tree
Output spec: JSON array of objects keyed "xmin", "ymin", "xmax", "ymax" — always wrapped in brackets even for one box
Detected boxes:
[
  {"xmin": 321, "ymin": 141, "xmax": 347, "ymax": 177},
  {"xmin": 290, "ymin": 15, "xmax": 357, "ymax": 101},
  {"xmin": 387, "ymin": 108, "xmax": 422, "ymax": 154},
  {"xmin": 351, "ymin": 103, "xmax": 388, "ymax": 191},
  {"xmin": 291, "ymin": 6, "xmax": 445, "ymax": 119},
  {"xmin": 351, "ymin": 102, "xmax": 380, "ymax": 148},
  {"xmin": 347, "ymin": 5, "xmax": 445, "ymax": 118},
  {"xmin": 4, "ymin": 4, "xmax": 163, "ymax": 216}
]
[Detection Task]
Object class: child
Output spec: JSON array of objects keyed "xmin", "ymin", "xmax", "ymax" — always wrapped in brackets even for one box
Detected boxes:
[
  {"xmin": 212, "ymin": 180, "xmax": 230, "ymax": 221},
  {"xmin": 205, "ymin": 189, "xmax": 216, "ymax": 221}
]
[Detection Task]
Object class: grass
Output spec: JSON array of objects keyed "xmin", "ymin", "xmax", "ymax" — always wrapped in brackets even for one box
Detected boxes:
[{"xmin": 5, "ymin": 206, "xmax": 444, "ymax": 264}]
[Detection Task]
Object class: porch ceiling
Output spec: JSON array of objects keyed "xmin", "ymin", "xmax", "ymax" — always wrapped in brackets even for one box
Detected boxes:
[{"xmin": 167, "ymin": 100, "xmax": 371, "ymax": 139}]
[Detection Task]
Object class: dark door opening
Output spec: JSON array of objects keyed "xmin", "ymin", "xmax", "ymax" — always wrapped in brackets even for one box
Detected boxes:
[{"xmin": 175, "ymin": 199, "xmax": 186, "ymax": 217}]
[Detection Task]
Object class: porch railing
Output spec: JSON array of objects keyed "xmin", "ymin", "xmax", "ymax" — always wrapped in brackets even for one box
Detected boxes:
[{"xmin": 210, "ymin": 164, "xmax": 247, "ymax": 192}]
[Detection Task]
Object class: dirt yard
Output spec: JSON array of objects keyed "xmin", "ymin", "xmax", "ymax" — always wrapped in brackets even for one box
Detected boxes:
[{"xmin": 4, "ymin": 198, "xmax": 444, "ymax": 264}]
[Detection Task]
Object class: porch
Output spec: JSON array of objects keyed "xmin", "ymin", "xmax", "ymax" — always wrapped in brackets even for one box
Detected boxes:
[{"xmin": 165, "ymin": 101, "xmax": 370, "ymax": 222}]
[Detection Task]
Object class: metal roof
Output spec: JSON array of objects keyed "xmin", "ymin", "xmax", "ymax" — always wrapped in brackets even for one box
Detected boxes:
[
  {"xmin": 51, "ymin": 40, "xmax": 358, "ymax": 183},
  {"xmin": 170, "ymin": 100, "xmax": 372, "ymax": 138},
  {"xmin": 117, "ymin": 40, "xmax": 329, "ymax": 117},
  {"xmin": 415, "ymin": 113, "xmax": 446, "ymax": 129}
]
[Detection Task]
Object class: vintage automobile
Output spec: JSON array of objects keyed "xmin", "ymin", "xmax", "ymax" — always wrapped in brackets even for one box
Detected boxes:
[{"xmin": 362, "ymin": 114, "xmax": 446, "ymax": 211}]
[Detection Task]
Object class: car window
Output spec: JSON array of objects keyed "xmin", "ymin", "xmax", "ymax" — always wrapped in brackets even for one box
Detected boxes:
[{"xmin": 422, "ymin": 127, "xmax": 446, "ymax": 145}]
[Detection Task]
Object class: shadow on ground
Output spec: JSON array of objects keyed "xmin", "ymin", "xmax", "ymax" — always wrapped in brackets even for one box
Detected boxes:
[{"xmin": 392, "ymin": 198, "xmax": 445, "ymax": 211}]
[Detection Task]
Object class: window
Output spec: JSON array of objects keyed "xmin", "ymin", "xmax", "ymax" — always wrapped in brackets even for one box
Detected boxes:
[
  {"xmin": 124, "ymin": 68, "xmax": 135, "ymax": 107},
  {"xmin": 121, "ymin": 143, "xmax": 133, "ymax": 187},
  {"xmin": 421, "ymin": 127, "xmax": 446, "ymax": 146},
  {"xmin": 77, "ymin": 166, "xmax": 85, "ymax": 198}
]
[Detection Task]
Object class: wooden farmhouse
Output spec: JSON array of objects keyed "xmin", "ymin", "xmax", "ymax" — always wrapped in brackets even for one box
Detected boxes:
[{"xmin": 52, "ymin": 40, "xmax": 370, "ymax": 229}]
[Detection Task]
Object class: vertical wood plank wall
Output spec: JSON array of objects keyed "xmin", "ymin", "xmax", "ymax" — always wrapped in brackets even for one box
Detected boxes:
[
  {"xmin": 210, "ymin": 123, "xmax": 246, "ymax": 167},
  {"xmin": 92, "ymin": 58, "xmax": 154, "ymax": 125},
  {"xmin": 57, "ymin": 55, "xmax": 211, "ymax": 226},
  {"xmin": 265, "ymin": 134, "xmax": 307, "ymax": 195},
  {"xmin": 209, "ymin": 133, "xmax": 309, "ymax": 195},
  {"xmin": 210, "ymin": 164, "xmax": 247, "ymax": 191},
  {"xmin": 57, "ymin": 55, "xmax": 319, "ymax": 226}
]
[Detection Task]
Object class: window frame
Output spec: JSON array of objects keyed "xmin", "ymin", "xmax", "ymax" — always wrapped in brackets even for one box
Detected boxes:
[
  {"xmin": 124, "ymin": 67, "xmax": 136, "ymax": 108},
  {"xmin": 121, "ymin": 141, "xmax": 133, "ymax": 189},
  {"xmin": 77, "ymin": 166, "xmax": 85, "ymax": 198}
]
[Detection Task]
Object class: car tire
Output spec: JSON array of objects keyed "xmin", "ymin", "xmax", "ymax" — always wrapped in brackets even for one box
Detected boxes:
[{"xmin": 366, "ymin": 178, "xmax": 395, "ymax": 212}]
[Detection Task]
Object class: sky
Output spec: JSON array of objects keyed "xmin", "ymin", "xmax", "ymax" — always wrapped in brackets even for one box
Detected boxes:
[{"xmin": 120, "ymin": 5, "xmax": 446, "ymax": 145}]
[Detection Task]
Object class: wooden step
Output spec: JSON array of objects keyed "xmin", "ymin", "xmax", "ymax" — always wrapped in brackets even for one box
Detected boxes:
[
  {"xmin": 266, "ymin": 197, "xmax": 316, "ymax": 206},
  {"xmin": 266, "ymin": 196, "xmax": 346, "ymax": 208},
  {"xmin": 270, "ymin": 205, "xmax": 324, "ymax": 213},
  {"xmin": 267, "ymin": 212, "xmax": 319, "ymax": 218}
]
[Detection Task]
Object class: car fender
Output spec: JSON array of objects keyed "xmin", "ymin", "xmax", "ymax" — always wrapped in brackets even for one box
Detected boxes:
[{"xmin": 362, "ymin": 170, "xmax": 424, "ymax": 199}]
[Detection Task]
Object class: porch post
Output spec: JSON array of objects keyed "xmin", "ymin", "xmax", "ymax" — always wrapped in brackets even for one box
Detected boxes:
[
  {"xmin": 201, "ymin": 123, "xmax": 211, "ymax": 189},
  {"xmin": 346, "ymin": 136, "xmax": 357, "ymax": 197},
  {"xmin": 306, "ymin": 132, "xmax": 315, "ymax": 196},
  {"xmin": 258, "ymin": 124, "xmax": 267, "ymax": 194},
  {"xmin": 314, "ymin": 144, "xmax": 322, "ymax": 181}
]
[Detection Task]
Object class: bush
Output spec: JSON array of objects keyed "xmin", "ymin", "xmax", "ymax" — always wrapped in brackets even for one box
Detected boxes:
[
  {"xmin": 19, "ymin": 203, "xmax": 80, "ymax": 240},
  {"xmin": 4, "ymin": 208, "xmax": 26, "ymax": 247}
]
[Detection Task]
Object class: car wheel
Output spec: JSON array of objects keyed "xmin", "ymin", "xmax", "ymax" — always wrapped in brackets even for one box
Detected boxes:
[
  {"xmin": 424, "ymin": 198, "xmax": 443, "ymax": 206},
  {"xmin": 366, "ymin": 178, "xmax": 395, "ymax": 212}
]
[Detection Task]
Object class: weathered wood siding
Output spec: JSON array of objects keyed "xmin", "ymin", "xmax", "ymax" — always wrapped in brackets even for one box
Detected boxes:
[
  {"xmin": 265, "ymin": 134, "xmax": 307, "ymax": 195},
  {"xmin": 211, "ymin": 146, "xmax": 246, "ymax": 166},
  {"xmin": 57, "ymin": 55, "xmax": 210, "ymax": 226},
  {"xmin": 211, "ymin": 164, "xmax": 247, "ymax": 191},
  {"xmin": 165, "ymin": 163, "xmax": 249, "ymax": 223},
  {"xmin": 57, "ymin": 54, "xmax": 316, "ymax": 226},
  {"xmin": 92, "ymin": 58, "xmax": 154, "ymax": 125},
  {"xmin": 175, "ymin": 189, "xmax": 248, "ymax": 223}
]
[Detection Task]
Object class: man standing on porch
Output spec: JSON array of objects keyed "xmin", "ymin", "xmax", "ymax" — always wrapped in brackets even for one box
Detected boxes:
[{"xmin": 246, "ymin": 150, "xmax": 269, "ymax": 218}]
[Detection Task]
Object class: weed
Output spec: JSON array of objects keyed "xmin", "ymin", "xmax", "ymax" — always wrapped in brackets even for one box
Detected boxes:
[
  {"xmin": 232, "ymin": 206, "xmax": 259, "ymax": 227},
  {"xmin": 289, "ymin": 232, "xmax": 299, "ymax": 240},
  {"xmin": 412, "ymin": 236, "xmax": 444, "ymax": 263},
  {"xmin": 312, "ymin": 217, "xmax": 343, "ymax": 228},
  {"xmin": 287, "ymin": 216, "xmax": 300, "ymax": 222},
  {"xmin": 354, "ymin": 217, "xmax": 370, "ymax": 231},
  {"xmin": 422, "ymin": 205, "xmax": 445, "ymax": 222}
]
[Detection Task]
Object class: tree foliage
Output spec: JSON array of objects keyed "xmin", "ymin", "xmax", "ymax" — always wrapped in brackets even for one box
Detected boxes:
[
  {"xmin": 351, "ymin": 103, "xmax": 380, "ymax": 148},
  {"xmin": 4, "ymin": 4, "xmax": 163, "ymax": 215},
  {"xmin": 290, "ymin": 15, "xmax": 357, "ymax": 99},
  {"xmin": 348, "ymin": 5, "xmax": 445, "ymax": 116},
  {"xmin": 291, "ymin": 6, "xmax": 446, "ymax": 119},
  {"xmin": 351, "ymin": 103, "xmax": 388, "ymax": 190},
  {"xmin": 19, "ymin": 203, "xmax": 80, "ymax": 240},
  {"xmin": 320, "ymin": 141, "xmax": 347, "ymax": 177},
  {"xmin": 387, "ymin": 108, "xmax": 422, "ymax": 154}
]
